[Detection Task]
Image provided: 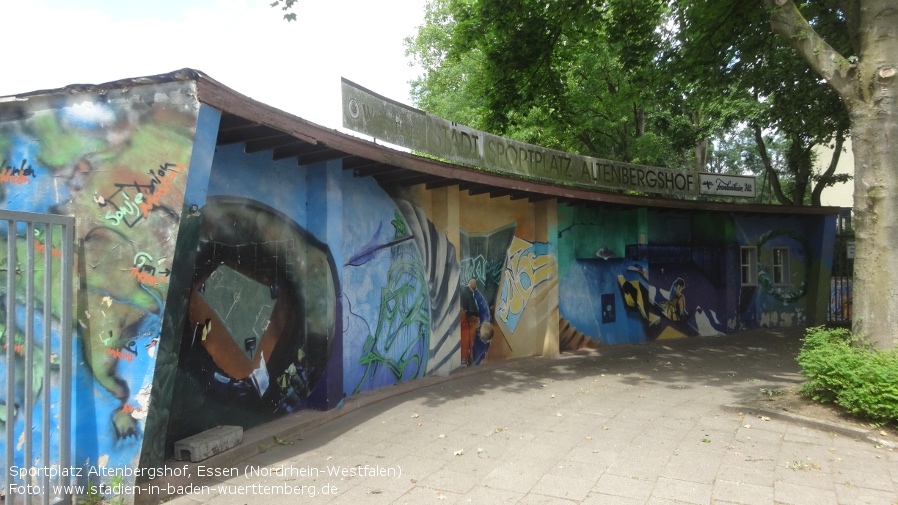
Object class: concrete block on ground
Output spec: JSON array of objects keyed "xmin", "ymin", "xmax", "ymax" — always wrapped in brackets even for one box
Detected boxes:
[{"xmin": 174, "ymin": 425, "xmax": 243, "ymax": 462}]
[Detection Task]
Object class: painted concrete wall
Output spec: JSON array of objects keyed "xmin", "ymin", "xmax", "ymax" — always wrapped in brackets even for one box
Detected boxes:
[
  {"xmin": 557, "ymin": 205, "xmax": 835, "ymax": 347},
  {"xmin": 162, "ymin": 144, "xmax": 343, "ymax": 454},
  {"xmin": 0, "ymin": 80, "xmax": 835, "ymax": 503},
  {"xmin": 457, "ymin": 194, "xmax": 559, "ymax": 364},
  {"xmin": 1, "ymin": 82, "xmax": 203, "ymax": 495},
  {"xmin": 162, "ymin": 147, "xmax": 562, "ymax": 452}
]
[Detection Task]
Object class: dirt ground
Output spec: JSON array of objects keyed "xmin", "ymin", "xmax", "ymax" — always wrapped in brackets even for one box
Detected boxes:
[{"xmin": 739, "ymin": 384, "xmax": 898, "ymax": 442}]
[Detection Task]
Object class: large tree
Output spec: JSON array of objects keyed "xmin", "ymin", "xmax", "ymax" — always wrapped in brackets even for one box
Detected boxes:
[
  {"xmin": 407, "ymin": 0, "xmax": 855, "ymax": 202},
  {"xmin": 406, "ymin": 0, "xmax": 707, "ymax": 167},
  {"xmin": 280, "ymin": 0, "xmax": 898, "ymax": 347},
  {"xmin": 760, "ymin": 0, "xmax": 897, "ymax": 347},
  {"xmin": 406, "ymin": 0, "xmax": 896, "ymax": 346},
  {"xmin": 673, "ymin": 0, "xmax": 852, "ymax": 207}
]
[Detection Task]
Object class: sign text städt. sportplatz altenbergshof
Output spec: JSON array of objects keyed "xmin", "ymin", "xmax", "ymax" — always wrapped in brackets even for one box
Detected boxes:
[{"xmin": 341, "ymin": 78, "xmax": 755, "ymax": 199}]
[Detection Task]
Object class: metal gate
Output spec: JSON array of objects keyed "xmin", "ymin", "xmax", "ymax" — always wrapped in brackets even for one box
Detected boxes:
[
  {"xmin": 2, "ymin": 210, "xmax": 75, "ymax": 505},
  {"xmin": 828, "ymin": 208, "xmax": 853, "ymax": 324}
]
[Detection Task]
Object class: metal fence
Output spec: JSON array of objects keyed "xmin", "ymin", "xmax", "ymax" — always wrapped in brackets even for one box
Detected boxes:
[
  {"xmin": 828, "ymin": 209, "xmax": 853, "ymax": 325},
  {"xmin": 2, "ymin": 210, "xmax": 75, "ymax": 505}
]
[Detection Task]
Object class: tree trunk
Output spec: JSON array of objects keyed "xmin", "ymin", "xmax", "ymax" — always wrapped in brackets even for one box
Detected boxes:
[
  {"xmin": 766, "ymin": 0, "xmax": 898, "ymax": 347},
  {"xmin": 844, "ymin": 4, "xmax": 898, "ymax": 348},
  {"xmin": 848, "ymin": 101, "xmax": 898, "ymax": 348},
  {"xmin": 634, "ymin": 103, "xmax": 646, "ymax": 137},
  {"xmin": 754, "ymin": 124, "xmax": 792, "ymax": 205},
  {"xmin": 695, "ymin": 138, "xmax": 708, "ymax": 173},
  {"xmin": 765, "ymin": 0, "xmax": 898, "ymax": 348},
  {"xmin": 811, "ymin": 129, "xmax": 844, "ymax": 206},
  {"xmin": 787, "ymin": 136, "xmax": 813, "ymax": 206}
]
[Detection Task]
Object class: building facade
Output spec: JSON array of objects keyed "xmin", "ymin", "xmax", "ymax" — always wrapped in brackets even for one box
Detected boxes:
[{"xmin": 0, "ymin": 70, "xmax": 837, "ymax": 501}]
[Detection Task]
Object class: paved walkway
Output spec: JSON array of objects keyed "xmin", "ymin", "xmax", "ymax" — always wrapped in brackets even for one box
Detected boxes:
[{"xmin": 143, "ymin": 327, "xmax": 897, "ymax": 505}]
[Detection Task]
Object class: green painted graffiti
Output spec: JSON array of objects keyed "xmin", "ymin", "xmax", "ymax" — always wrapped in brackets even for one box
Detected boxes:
[
  {"xmin": 353, "ymin": 219, "xmax": 430, "ymax": 394},
  {"xmin": 756, "ymin": 229, "xmax": 810, "ymax": 304}
]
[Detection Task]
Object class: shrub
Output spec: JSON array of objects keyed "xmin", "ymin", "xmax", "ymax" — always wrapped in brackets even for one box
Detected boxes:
[{"xmin": 796, "ymin": 326, "xmax": 898, "ymax": 425}]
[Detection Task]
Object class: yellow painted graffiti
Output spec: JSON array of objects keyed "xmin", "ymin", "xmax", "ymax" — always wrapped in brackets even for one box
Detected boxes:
[{"xmin": 497, "ymin": 237, "xmax": 552, "ymax": 325}]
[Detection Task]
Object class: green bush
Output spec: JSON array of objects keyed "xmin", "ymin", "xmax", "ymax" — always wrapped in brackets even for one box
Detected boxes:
[{"xmin": 796, "ymin": 326, "xmax": 898, "ymax": 425}]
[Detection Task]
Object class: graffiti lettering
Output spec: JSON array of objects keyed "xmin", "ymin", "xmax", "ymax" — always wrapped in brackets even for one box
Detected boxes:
[
  {"xmin": 459, "ymin": 255, "xmax": 504, "ymax": 287},
  {"xmin": 146, "ymin": 163, "xmax": 175, "ymax": 193},
  {"xmin": 33, "ymin": 239, "xmax": 63, "ymax": 259},
  {"xmin": 353, "ymin": 232, "xmax": 430, "ymax": 394},
  {"xmin": 497, "ymin": 237, "xmax": 552, "ymax": 332},
  {"xmin": 104, "ymin": 189, "xmax": 144, "ymax": 226},
  {"xmin": 106, "ymin": 347, "xmax": 134, "ymax": 363},
  {"xmin": 0, "ymin": 159, "xmax": 37, "ymax": 184},
  {"xmin": 2, "ymin": 339, "xmax": 26, "ymax": 356},
  {"xmin": 120, "ymin": 404, "xmax": 142, "ymax": 415},
  {"xmin": 129, "ymin": 267, "xmax": 168, "ymax": 286},
  {"xmin": 133, "ymin": 256, "xmax": 169, "ymax": 281},
  {"xmin": 138, "ymin": 163, "xmax": 184, "ymax": 218},
  {"xmin": 0, "ymin": 172, "xmax": 30, "ymax": 185},
  {"xmin": 113, "ymin": 181, "xmax": 154, "ymax": 194},
  {"xmin": 134, "ymin": 252, "xmax": 153, "ymax": 269}
]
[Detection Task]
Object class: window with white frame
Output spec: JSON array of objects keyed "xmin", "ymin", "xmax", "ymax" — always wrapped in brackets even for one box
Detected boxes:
[
  {"xmin": 772, "ymin": 247, "xmax": 790, "ymax": 285},
  {"xmin": 741, "ymin": 246, "xmax": 757, "ymax": 286}
]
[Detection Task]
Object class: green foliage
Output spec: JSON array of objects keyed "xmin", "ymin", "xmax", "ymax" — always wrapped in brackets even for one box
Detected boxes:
[
  {"xmin": 708, "ymin": 126, "xmax": 783, "ymax": 176},
  {"xmin": 77, "ymin": 480, "xmax": 104, "ymax": 505},
  {"xmin": 797, "ymin": 326, "xmax": 898, "ymax": 425},
  {"xmin": 404, "ymin": 0, "xmax": 858, "ymax": 205},
  {"xmin": 406, "ymin": 0, "xmax": 701, "ymax": 166},
  {"xmin": 673, "ymin": 1, "xmax": 851, "ymax": 206},
  {"xmin": 270, "ymin": 0, "xmax": 298, "ymax": 21}
]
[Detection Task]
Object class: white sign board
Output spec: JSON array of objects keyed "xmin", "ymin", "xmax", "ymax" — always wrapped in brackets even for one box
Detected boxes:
[{"xmin": 698, "ymin": 173, "xmax": 757, "ymax": 198}]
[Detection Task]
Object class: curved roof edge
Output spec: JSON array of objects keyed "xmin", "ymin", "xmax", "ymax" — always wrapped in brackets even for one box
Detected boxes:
[{"xmin": 3, "ymin": 68, "xmax": 840, "ymax": 217}]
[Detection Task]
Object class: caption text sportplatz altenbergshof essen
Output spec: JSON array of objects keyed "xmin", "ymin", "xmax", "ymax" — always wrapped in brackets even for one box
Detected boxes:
[{"xmin": 6, "ymin": 464, "xmax": 402, "ymax": 497}]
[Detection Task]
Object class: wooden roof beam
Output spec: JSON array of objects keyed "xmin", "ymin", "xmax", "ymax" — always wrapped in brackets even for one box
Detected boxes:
[
  {"xmin": 243, "ymin": 134, "xmax": 302, "ymax": 153},
  {"xmin": 425, "ymin": 179, "xmax": 461, "ymax": 190},
  {"xmin": 487, "ymin": 188, "xmax": 520, "ymax": 198},
  {"xmin": 376, "ymin": 173, "xmax": 445, "ymax": 187},
  {"xmin": 217, "ymin": 124, "xmax": 284, "ymax": 145},
  {"xmin": 354, "ymin": 164, "xmax": 404, "ymax": 178},
  {"xmin": 296, "ymin": 148, "xmax": 350, "ymax": 166},
  {"xmin": 526, "ymin": 194, "xmax": 557, "ymax": 203}
]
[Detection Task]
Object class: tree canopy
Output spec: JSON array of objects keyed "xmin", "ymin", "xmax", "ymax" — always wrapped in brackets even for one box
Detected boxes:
[
  {"xmin": 274, "ymin": 0, "xmax": 898, "ymax": 347},
  {"xmin": 674, "ymin": 0, "xmax": 852, "ymax": 206},
  {"xmin": 405, "ymin": 0, "xmax": 898, "ymax": 347},
  {"xmin": 405, "ymin": 0, "xmax": 857, "ymax": 205},
  {"xmin": 407, "ymin": 0, "xmax": 704, "ymax": 168}
]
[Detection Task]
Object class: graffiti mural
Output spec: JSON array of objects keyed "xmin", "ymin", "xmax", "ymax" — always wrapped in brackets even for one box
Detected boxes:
[
  {"xmin": 616, "ymin": 264, "xmax": 726, "ymax": 340},
  {"xmin": 557, "ymin": 205, "xmax": 823, "ymax": 345},
  {"xmin": 349, "ymin": 210, "xmax": 430, "ymax": 393},
  {"xmin": 343, "ymin": 177, "xmax": 459, "ymax": 391},
  {"xmin": 394, "ymin": 200, "xmax": 460, "ymax": 376},
  {"xmin": 460, "ymin": 225, "xmax": 517, "ymax": 304},
  {"xmin": 458, "ymin": 226, "xmax": 515, "ymax": 365},
  {"xmin": 735, "ymin": 222, "xmax": 813, "ymax": 328},
  {"xmin": 169, "ymin": 197, "xmax": 337, "ymax": 441},
  {"xmin": 0, "ymin": 82, "xmax": 199, "ymax": 491},
  {"xmin": 497, "ymin": 237, "xmax": 553, "ymax": 333}
]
